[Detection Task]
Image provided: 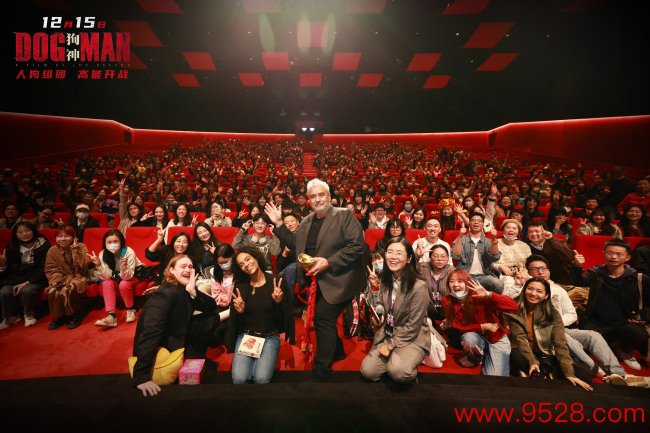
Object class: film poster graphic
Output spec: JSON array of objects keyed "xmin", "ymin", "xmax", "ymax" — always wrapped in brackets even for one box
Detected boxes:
[{"xmin": 14, "ymin": 16, "xmax": 130, "ymax": 81}]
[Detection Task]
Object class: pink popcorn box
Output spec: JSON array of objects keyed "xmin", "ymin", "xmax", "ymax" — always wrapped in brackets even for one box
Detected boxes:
[{"xmin": 178, "ymin": 359, "xmax": 205, "ymax": 385}]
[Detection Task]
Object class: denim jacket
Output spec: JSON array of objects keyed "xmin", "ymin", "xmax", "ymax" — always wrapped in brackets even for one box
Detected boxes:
[{"xmin": 452, "ymin": 235, "xmax": 501, "ymax": 277}]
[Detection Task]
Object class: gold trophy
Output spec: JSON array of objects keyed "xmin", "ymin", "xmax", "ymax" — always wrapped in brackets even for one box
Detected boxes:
[{"xmin": 297, "ymin": 253, "xmax": 315, "ymax": 272}]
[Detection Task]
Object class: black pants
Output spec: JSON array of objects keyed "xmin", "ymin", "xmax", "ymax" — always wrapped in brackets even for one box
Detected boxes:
[
  {"xmin": 510, "ymin": 347, "xmax": 592, "ymax": 382},
  {"xmin": 185, "ymin": 312, "xmax": 223, "ymax": 359},
  {"xmin": 313, "ymin": 289, "xmax": 349, "ymax": 382},
  {"xmin": 582, "ymin": 319, "xmax": 649, "ymax": 354}
]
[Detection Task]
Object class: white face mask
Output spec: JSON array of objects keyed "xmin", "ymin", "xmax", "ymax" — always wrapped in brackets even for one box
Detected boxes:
[
  {"xmin": 106, "ymin": 242, "xmax": 121, "ymax": 253},
  {"xmin": 403, "ymin": 205, "xmax": 413, "ymax": 212},
  {"xmin": 374, "ymin": 262, "xmax": 384, "ymax": 273},
  {"xmin": 504, "ymin": 233, "xmax": 518, "ymax": 241},
  {"xmin": 76, "ymin": 212, "xmax": 89, "ymax": 220},
  {"xmin": 219, "ymin": 260, "xmax": 232, "ymax": 271},
  {"xmin": 450, "ymin": 290, "xmax": 468, "ymax": 300}
]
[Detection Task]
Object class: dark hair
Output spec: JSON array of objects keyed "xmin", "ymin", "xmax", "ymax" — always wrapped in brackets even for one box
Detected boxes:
[
  {"xmin": 588, "ymin": 207, "xmax": 616, "ymax": 236},
  {"xmin": 604, "ymin": 238, "xmax": 632, "ymax": 254},
  {"xmin": 165, "ymin": 231, "xmax": 192, "ymax": 264},
  {"xmin": 101, "ymin": 229, "xmax": 127, "ymax": 273},
  {"xmin": 154, "ymin": 203, "xmax": 170, "ymax": 228},
  {"xmin": 468, "ymin": 212, "xmax": 484, "ymax": 222},
  {"xmin": 525, "ymin": 254, "xmax": 549, "ymax": 270},
  {"xmin": 232, "ymin": 246, "xmax": 268, "ymax": 285},
  {"xmin": 251, "ymin": 213, "xmax": 271, "ymax": 225},
  {"xmin": 382, "ymin": 217, "xmax": 405, "ymax": 241},
  {"xmin": 527, "ymin": 220, "xmax": 547, "ymax": 230},
  {"xmin": 191, "ymin": 222, "xmax": 219, "ymax": 260},
  {"xmin": 11, "ymin": 221, "xmax": 43, "ymax": 246},
  {"xmin": 126, "ymin": 201, "xmax": 144, "ymax": 221},
  {"xmin": 379, "ymin": 237, "xmax": 421, "ymax": 294},
  {"xmin": 619, "ymin": 204, "xmax": 650, "ymax": 237},
  {"xmin": 173, "ymin": 203, "xmax": 193, "ymax": 226},
  {"xmin": 429, "ymin": 244, "xmax": 449, "ymax": 258},
  {"xmin": 518, "ymin": 277, "xmax": 554, "ymax": 328},
  {"xmin": 282, "ymin": 212, "xmax": 302, "ymax": 222},
  {"xmin": 212, "ymin": 243, "xmax": 235, "ymax": 284}
]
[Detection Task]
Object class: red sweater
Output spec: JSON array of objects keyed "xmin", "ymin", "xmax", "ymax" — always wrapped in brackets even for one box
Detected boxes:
[{"xmin": 442, "ymin": 292, "xmax": 519, "ymax": 343}]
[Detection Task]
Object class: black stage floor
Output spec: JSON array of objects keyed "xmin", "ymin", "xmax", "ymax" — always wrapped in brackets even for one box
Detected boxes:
[{"xmin": 1, "ymin": 371, "xmax": 648, "ymax": 433}]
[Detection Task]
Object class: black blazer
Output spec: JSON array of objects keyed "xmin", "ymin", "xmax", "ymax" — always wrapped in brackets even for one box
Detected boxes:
[{"xmin": 132, "ymin": 282, "xmax": 192, "ymax": 385}]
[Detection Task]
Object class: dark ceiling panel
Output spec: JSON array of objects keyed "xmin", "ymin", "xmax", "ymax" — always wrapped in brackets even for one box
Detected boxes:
[
  {"xmin": 346, "ymin": 0, "xmax": 387, "ymax": 14},
  {"xmin": 137, "ymin": 0, "xmax": 183, "ymax": 14},
  {"xmin": 113, "ymin": 20, "xmax": 164, "ymax": 47}
]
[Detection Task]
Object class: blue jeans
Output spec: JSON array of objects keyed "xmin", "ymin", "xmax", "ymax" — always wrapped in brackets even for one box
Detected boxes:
[
  {"xmin": 565, "ymin": 328, "xmax": 626, "ymax": 376},
  {"xmin": 231, "ymin": 333, "xmax": 280, "ymax": 384},
  {"xmin": 280, "ymin": 262, "xmax": 297, "ymax": 294},
  {"xmin": 471, "ymin": 274, "xmax": 504, "ymax": 294},
  {"xmin": 461, "ymin": 332, "xmax": 511, "ymax": 376}
]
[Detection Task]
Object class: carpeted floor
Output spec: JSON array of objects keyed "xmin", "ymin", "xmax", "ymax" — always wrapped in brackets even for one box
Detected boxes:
[{"xmin": 1, "ymin": 304, "xmax": 649, "ymax": 433}]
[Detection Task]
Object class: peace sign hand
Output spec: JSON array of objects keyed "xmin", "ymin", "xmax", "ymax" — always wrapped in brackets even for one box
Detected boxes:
[
  {"xmin": 71, "ymin": 237, "xmax": 79, "ymax": 249},
  {"xmin": 232, "ymin": 288, "xmax": 245, "ymax": 313},
  {"xmin": 141, "ymin": 211, "xmax": 154, "ymax": 221},
  {"xmin": 157, "ymin": 228, "xmax": 166, "ymax": 241},
  {"xmin": 467, "ymin": 279, "xmax": 490, "ymax": 298},
  {"xmin": 186, "ymin": 268, "xmax": 198, "ymax": 297},
  {"xmin": 191, "ymin": 214, "xmax": 199, "ymax": 226},
  {"xmin": 366, "ymin": 265, "xmax": 379, "ymax": 290},
  {"xmin": 207, "ymin": 242, "xmax": 216, "ymax": 254},
  {"xmin": 460, "ymin": 223, "xmax": 468, "ymax": 235},
  {"xmin": 404, "ymin": 215, "xmax": 412, "ymax": 228},
  {"xmin": 272, "ymin": 277, "xmax": 284, "ymax": 304},
  {"xmin": 86, "ymin": 250, "xmax": 101, "ymax": 266}
]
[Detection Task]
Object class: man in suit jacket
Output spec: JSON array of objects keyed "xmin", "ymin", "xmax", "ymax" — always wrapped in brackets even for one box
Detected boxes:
[{"xmin": 281, "ymin": 179, "xmax": 366, "ymax": 381}]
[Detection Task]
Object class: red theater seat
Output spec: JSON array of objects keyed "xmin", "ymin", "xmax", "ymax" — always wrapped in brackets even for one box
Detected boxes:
[
  {"xmin": 0, "ymin": 229, "xmax": 11, "ymax": 253},
  {"xmin": 40, "ymin": 228, "xmax": 58, "ymax": 246},
  {"xmin": 624, "ymin": 237, "xmax": 650, "ymax": 251},
  {"xmin": 405, "ymin": 229, "xmax": 426, "ymax": 245},
  {"xmin": 125, "ymin": 227, "xmax": 159, "ymax": 266},
  {"xmin": 90, "ymin": 212, "xmax": 109, "ymax": 228},
  {"xmin": 167, "ymin": 226, "xmax": 194, "ymax": 240},
  {"xmin": 364, "ymin": 229, "xmax": 384, "ymax": 250},
  {"xmin": 213, "ymin": 226, "xmax": 239, "ymax": 245},
  {"xmin": 574, "ymin": 234, "xmax": 610, "ymax": 269},
  {"xmin": 82, "ymin": 227, "xmax": 112, "ymax": 297}
]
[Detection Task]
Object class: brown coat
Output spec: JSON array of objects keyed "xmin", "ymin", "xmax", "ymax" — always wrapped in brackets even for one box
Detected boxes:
[{"xmin": 45, "ymin": 243, "xmax": 91, "ymax": 317}]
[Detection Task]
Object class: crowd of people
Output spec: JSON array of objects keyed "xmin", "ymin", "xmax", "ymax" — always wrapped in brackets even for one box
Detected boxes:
[{"xmin": 0, "ymin": 140, "xmax": 649, "ymax": 395}]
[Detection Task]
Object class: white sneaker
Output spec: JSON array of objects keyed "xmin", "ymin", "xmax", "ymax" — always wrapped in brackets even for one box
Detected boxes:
[
  {"xmin": 623, "ymin": 356, "xmax": 642, "ymax": 371},
  {"xmin": 95, "ymin": 314, "xmax": 117, "ymax": 327},
  {"xmin": 125, "ymin": 309, "xmax": 137, "ymax": 323},
  {"xmin": 24, "ymin": 314, "xmax": 37, "ymax": 327}
]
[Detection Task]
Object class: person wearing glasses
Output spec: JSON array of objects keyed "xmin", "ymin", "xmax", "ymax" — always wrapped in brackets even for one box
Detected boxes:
[
  {"xmin": 27, "ymin": 205, "xmax": 61, "ymax": 229},
  {"xmin": 374, "ymin": 217, "xmax": 406, "ymax": 252},
  {"xmin": 525, "ymin": 254, "xmax": 647, "ymax": 386}
]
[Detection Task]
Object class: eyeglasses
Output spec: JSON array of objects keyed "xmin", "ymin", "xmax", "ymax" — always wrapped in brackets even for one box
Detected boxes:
[{"xmin": 528, "ymin": 266, "xmax": 549, "ymax": 273}]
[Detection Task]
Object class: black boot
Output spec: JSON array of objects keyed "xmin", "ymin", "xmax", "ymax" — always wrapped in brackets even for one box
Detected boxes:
[
  {"xmin": 48, "ymin": 316, "xmax": 68, "ymax": 330},
  {"xmin": 67, "ymin": 312, "xmax": 83, "ymax": 329}
]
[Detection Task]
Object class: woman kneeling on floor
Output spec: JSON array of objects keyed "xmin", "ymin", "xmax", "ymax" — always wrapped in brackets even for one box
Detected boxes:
[
  {"xmin": 361, "ymin": 237, "xmax": 430, "ymax": 383},
  {"xmin": 441, "ymin": 269, "xmax": 519, "ymax": 376}
]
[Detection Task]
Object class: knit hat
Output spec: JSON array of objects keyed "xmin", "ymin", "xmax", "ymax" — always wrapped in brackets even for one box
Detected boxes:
[{"xmin": 500, "ymin": 218, "xmax": 522, "ymax": 232}]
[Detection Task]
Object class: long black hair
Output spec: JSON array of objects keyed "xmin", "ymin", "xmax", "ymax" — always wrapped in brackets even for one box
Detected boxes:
[
  {"xmin": 379, "ymin": 237, "xmax": 421, "ymax": 294},
  {"xmin": 154, "ymin": 203, "xmax": 170, "ymax": 228},
  {"xmin": 232, "ymin": 246, "xmax": 268, "ymax": 285},
  {"xmin": 10, "ymin": 221, "xmax": 44, "ymax": 246},
  {"xmin": 619, "ymin": 204, "xmax": 650, "ymax": 237},
  {"xmin": 588, "ymin": 207, "xmax": 616, "ymax": 236},
  {"xmin": 163, "ymin": 231, "xmax": 192, "ymax": 264},
  {"xmin": 101, "ymin": 229, "xmax": 126, "ymax": 272},
  {"xmin": 125, "ymin": 201, "xmax": 144, "ymax": 222},
  {"xmin": 517, "ymin": 277, "xmax": 555, "ymax": 328},
  {"xmin": 173, "ymin": 202, "xmax": 193, "ymax": 226},
  {"xmin": 381, "ymin": 217, "xmax": 405, "ymax": 242}
]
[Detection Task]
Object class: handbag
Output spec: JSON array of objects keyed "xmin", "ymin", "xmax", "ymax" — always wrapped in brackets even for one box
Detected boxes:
[
  {"xmin": 423, "ymin": 317, "xmax": 447, "ymax": 369},
  {"xmin": 134, "ymin": 264, "xmax": 156, "ymax": 281}
]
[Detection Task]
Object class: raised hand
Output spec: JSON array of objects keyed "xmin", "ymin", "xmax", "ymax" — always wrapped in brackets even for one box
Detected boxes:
[
  {"xmin": 55, "ymin": 218, "xmax": 65, "ymax": 227},
  {"xmin": 264, "ymin": 202, "xmax": 282, "ymax": 225},
  {"xmin": 453, "ymin": 203, "xmax": 464, "ymax": 214},
  {"xmin": 542, "ymin": 230, "xmax": 553, "ymax": 240},
  {"xmin": 186, "ymin": 267, "xmax": 197, "ymax": 297},
  {"xmin": 71, "ymin": 237, "xmax": 79, "ymax": 249},
  {"xmin": 268, "ymin": 224, "xmax": 275, "ymax": 236},
  {"xmin": 367, "ymin": 263, "xmax": 380, "ymax": 284},
  {"xmin": 238, "ymin": 209, "xmax": 248, "ymax": 219},
  {"xmin": 490, "ymin": 184, "xmax": 498, "ymax": 197},
  {"xmin": 232, "ymin": 288, "xmax": 245, "ymax": 313},
  {"xmin": 207, "ymin": 242, "xmax": 216, "ymax": 254},
  {"xmin": 460, "ymin": 223, "xmax": 468, "ymax": 235},
  {"xmin": 415, "ymin": 235, "xmax": 426, "ymax": 257},
  {"xmin": 157, "ymin": 228, "xmax": 166, "ymax": 241},
  {"xmin": 141, "ymin": 211, "xmax": 154, "ymax": 221},
  {"xmin": 573, "ymin": 249, "xmax": 585, "ymax": 266},
  {"xmin": 191, "ymin": 214, "xmax": 198, "ymax": 226},
  {"xmin": 271, "ymin": 277, "xmax": 284, "ymax": 304},
  {"xmin": 404, "ymin": 215, "xmax": 412, "ymax": 228},
  {"xmin": 241, "ymin": 220, "xmax": 252, "ymax": 231},
  {"xmin": 467, "ymin": 279, "xmax": 490, "ymax": 298},
  {"xmin": 86, "ymin": 250, "xmax": 101, "ymax": 266}
]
